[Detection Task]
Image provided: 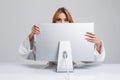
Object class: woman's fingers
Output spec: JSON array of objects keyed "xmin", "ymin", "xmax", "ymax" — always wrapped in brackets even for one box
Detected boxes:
[
  {"xmin": 32, "ymin": 25, "xmax": 40, "ymax": 35},
  {"xmin": 85, "ymin": 32, "xmax": 100, "ymax": 44},
  {"xmin": 29, "ymin": 24, "xmax": 40, "ymax": 41},
  {"xmin": 34, "ymin": 27, "xmax": 40, "ymax": 34},
  {"xmin": 86, "ymin": 32, "xmax": 95, "ymax": 36},
  {"xmin": 85, "ymin": 33, "xmax": 95, "ymax": 38},
  {"xmin": 33, "ymin": 29, "xmax": 40, "ymax": 35},
  {"xmin": 85, "ymin": 38, "xmax": 95, "ymax": 43},
  {"xmin": 85, "ymin": 32, "xmax": 102, "ymax": 53}
]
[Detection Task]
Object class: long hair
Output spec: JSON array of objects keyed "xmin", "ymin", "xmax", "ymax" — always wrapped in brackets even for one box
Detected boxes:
[{"xmin": 52, "ymin": 7, "xmax": 74, "ymax": 23}]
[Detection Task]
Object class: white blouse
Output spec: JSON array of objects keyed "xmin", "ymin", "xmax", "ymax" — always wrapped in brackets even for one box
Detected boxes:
[{"xmin": 19, "ymin": 36, "xmax": 105, "ymax": 62}]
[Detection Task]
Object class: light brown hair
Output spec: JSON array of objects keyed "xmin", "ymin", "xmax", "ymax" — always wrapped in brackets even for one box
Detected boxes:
[{"xmin": 52, "ymin": 7, "xmax": 74, "ymax": 23}]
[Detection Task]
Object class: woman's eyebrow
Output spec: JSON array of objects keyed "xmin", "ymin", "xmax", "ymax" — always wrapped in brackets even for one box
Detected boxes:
[{"xmin": 56, "ymin": 17, "xmax": 61, "ymax": 19}]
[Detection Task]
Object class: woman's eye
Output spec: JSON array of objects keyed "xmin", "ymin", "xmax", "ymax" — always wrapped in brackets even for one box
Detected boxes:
[
  {"xmin": 56, "ymin": 18, "xmax": 61, "ymax": 21},
  {"xmin": 64, "ymin": 19, "xmax": 68, "ymax": 22}
]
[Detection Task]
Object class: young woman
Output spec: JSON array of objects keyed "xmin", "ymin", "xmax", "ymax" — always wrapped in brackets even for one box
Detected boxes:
[{"xmin": 19, "ymin": 7, "xmax": 105, "ymax": 63}]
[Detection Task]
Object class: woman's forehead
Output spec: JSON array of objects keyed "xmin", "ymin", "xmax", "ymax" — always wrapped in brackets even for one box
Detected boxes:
[{"xmin": 57, "ymin": 13, "xmax": 67, "ymax": 18}]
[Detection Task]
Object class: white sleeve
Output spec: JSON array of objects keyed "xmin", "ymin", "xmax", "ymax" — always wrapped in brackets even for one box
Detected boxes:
[
  {"xmin": 94, "ymin": 40, "xmax": 105, "ymax": 62},
  {"xmin": 19, "ymin": 36, "xmax": 36, "ymax": 60}
]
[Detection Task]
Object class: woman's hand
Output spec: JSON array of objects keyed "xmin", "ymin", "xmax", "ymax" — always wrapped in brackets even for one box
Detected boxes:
[
  {"xmin": 29, "ymin": 25, "xmax": 40, "ymax": 41},
  {"xmin": 85, "ymin": 32, "xmax": 102, "ymax": 54}
]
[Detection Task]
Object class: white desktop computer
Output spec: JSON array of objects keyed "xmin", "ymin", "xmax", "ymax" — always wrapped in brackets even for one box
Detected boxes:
[{"xmin": 35, "ymin": 23, "xmax": 94, "ymax": 72}]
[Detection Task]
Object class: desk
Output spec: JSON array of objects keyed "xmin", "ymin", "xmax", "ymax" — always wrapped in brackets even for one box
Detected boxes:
[{"xmin": 0, "ymin": 64, "xmax": 120, "ymax": 80}]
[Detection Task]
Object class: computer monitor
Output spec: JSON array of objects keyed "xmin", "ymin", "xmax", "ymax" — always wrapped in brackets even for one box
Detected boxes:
[{"xmin": 35, "ymin": 23, "xmax": 94, "ymax": 72}]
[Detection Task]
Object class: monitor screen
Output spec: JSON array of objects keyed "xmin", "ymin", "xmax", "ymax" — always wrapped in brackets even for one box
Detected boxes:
[{"xmin": 36, "ymin": 23, "xmax": 94, "ymax": 62}]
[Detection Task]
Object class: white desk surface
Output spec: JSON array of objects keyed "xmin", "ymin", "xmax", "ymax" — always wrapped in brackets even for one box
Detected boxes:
[{"xmin": 0, "ymin": 64, "xmax": 120, "ymax": 80}]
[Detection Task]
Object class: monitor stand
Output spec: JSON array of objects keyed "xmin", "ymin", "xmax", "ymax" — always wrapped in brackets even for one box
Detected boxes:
[{"xmin": 57, "ymin": 41, "xmax": 73, "ymax": 72}]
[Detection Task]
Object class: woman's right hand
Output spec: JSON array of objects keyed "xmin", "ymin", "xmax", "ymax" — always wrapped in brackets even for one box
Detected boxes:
[{"xmin": 29, "ymin": 24, "xmax": 40, "ymax": 41}]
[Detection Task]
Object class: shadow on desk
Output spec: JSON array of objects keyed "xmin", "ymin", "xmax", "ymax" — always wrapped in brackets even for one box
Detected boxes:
[
  {"xmin": 74, "ymin": 63, "xmax": 102, "ymax": 69},
  {"xmin": 21, "ymin": 62, "xmax": 102, "ymax": 71},
  {"xmin": 22, "ymin": 64, "xmax": 55, "ymax": 69}
]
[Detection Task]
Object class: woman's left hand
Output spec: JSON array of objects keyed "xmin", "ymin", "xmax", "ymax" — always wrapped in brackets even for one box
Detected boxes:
[{"xmin": 85, "ymin": 32, "xmax": 102, "ymax": 54}]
